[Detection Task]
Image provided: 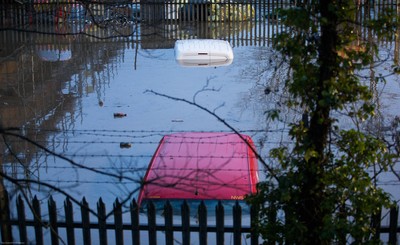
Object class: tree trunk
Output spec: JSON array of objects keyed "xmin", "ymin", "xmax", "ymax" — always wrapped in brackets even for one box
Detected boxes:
[{"xmin": 297, "ymin": 0, "xmax": 338, "ymax": 244}]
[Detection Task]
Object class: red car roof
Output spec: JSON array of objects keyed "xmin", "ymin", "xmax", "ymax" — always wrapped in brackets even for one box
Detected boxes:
[{"xmin": 138, "ymin": 132, "xmax": 259, "ymax": 205}]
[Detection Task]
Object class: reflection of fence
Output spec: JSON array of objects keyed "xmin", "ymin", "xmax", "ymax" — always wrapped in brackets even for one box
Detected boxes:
[
  {"xmin": 2, "ymin": 0, "xmax": 399, "ymax": 25},
  {"xmin": 0, "ymin": 0, "xmax": 284, "ymax": 24},
  {"xmin": 1, "ymin": 191, "xmax": 400, "ymax": 244},
  {"xmin": 1, "ymin": 0, "xmax": 399, "ymax": 48}
]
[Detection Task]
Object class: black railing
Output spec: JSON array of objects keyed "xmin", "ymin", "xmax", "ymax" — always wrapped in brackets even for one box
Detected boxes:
[{"xmin": 1, "ymin": 191, "xmax": 400, "ymax": 244}]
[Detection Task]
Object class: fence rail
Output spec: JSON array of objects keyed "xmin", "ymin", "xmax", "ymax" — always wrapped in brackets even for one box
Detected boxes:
[{"xmin": 0, "ymin": 191, "xmax": 400, "ymax": 244}]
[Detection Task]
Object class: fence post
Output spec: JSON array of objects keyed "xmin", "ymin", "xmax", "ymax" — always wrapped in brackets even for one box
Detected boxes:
[
  {"xmin": 371, "ymin": 207, "xmax": 382, "ymax": 242},
  {"xmin": 114, "ymin": 199, "xmax": 123, "ymax": 245},
  {"xmin": 216, "ymin": 201, "xmax": 225, "ymax": 245},
  {"xmin": 81, "ymin": 197, "xmax": 91, "ymax": 244},
  {"xmin": 48, "ymin": 196, "xmax": 59, "ymax": 245},
  {"xmin": 233, "ymin": 201, "xmax": 242, "ymax": 245},
  {"xmin": 250, "ymin": 204, "xmax": 259, "ymax": 245},
  {"xmin": 182, "ymin": 201, "xmax": 191, "ymax": 244},
  {"xmin": 198, "ymin": 201, "xmax": 208, "ymax": 245},
  {"xmin": 97, "ymin": 198, "xmax": 107, "ymax": 245},
  {"xmin": 337, "ymin": 203, "xmax": 347, "ymax": 245},
  {"xmin": 164, "ymin": 201, "xmax": 174, "ymax": 245},
  {"xmin": 130, "ymin": 199, "xmax": 140, "ymax": 244},
  {"xmin": 0, "ymin": 189, "xmax": 12, "ymax": 243},
  {"xmin": 33, "ymin": 195, "xmax": 44, "ymax": 245},
  {"xmin": 16, "ymin": 195, "xmax": 27, "ymax": 243},
  {"xmin": 147, "ymin": 201, "xmax": 157, "ymax": 245},
  {"xmin": 388, "ymin": 205, "xmax": 399, "ymax": 245},
  {"xmin": 64, "ymin": 198, "xmax": 76, "ymax": 245}
]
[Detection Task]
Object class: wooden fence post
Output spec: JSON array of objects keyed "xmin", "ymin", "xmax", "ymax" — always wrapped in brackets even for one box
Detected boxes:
[
  {"xmin": 48, "ymin": 196, "xmax": 59, "ymax": 245},
  {"xmin": 0, "ymin": 190, "xmax": 12, "ymax": 243},
  {"xmin": 164, "ymin": 201, "xmax": 174, "ymax": 245},
  {"xmin": 16, "ymin": 195, "xmax": 27, "ymax": 243},
  {"xmin": 371, "ymin": 207, "xmax": 382, "ymax": 242},
  {"xmin": 250, "ymin": 204, "xmax": 259, "ymax": 245},
  {"xmin": 114, "ymin": 199, "xmax": 123, "ymax": 245},
  {"xmin": 216, "ymin": 201, "xmax": 225, "ymax": 245},
  {"xmin": 97, "ymin": 198, "xmax": 107, "ymax": 245},
  {"xmin": 233, "ymin": 201, "xmax": 242, "ymax": 245},
  {"xmin": 181, "ymin": 201, "xmax": 191, "ymax": 244},
  {"xmin": 130, "ymin": 199, "xmax": 140, "ymax": 244},
  {"xmin": 388, "ymin": 205, "xmax": 399, "ymax": 245},
  {"xmin": 81, "ymin": 198, "xmax": 91, "ymax": 244},
  {"xmin": 198, "ymin": 201, "xmax": 208, "ymax": 245},
  {"xmin": 337, "ymin": 203, "xmax": 347, "ymax": 245},
  {"xmin": 33, "ymin": 195, "xmax": 44, "ymax": 245},
  {"xmin": 147, "ymin": 201, "xmax": 157, "ymax": 245},
  {"xmin": 64, "ymin": 198, "xmax": 76, "ymax": 245}
]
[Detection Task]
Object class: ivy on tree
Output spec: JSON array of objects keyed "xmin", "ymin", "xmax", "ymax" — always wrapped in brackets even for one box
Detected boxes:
[{"xmin": 248, "ymin": 1, "xmax": 398, "ymax": 244}]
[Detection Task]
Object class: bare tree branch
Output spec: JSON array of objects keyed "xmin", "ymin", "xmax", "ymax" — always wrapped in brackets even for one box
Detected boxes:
[{"xmin": 145, "ymin": 89, "xmax": 279, "ymax": 182}]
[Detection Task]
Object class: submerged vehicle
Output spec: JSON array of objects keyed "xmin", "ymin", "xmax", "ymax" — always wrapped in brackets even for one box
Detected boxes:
[
  {"xmin": 138, "ymin": 132, "xmax": 259, "ymax": 213},
  {"xmin": 174, "ymin": 39, "xmax": 234, "ymax": 67}
]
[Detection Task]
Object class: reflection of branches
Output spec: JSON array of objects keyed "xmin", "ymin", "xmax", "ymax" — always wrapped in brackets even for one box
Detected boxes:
[
  {"xmin": 363, "ymin": 114, "xmax": 400, "ymax": 188},
  {"xmin": 192, "ymin": 76, "xmax": 221, "ymax": 104},
  {"xmin": 3, "ymin": 128, "xmax": 131, "ymax": 181},
  {"xmin": 1, "ymin": 126, "xmax": 142, "ymax": 219},
  {"xmin": 145, "ymin": 89, "xmax": 278, "ymax": 182}
]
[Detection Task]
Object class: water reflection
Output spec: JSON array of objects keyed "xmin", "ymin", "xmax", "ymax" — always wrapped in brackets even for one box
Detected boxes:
[
  {"xmin": 1, "ymin": 19, "xmax": 274, "ymax": 204},
  {"xmin": 0, "ymin": 25, "xmax": 130, "ymax": 192},
  {"xmin": 36, "ymin": 44, "xmax": 72, "ymax": 61},
  {"xmin": 2, "ymin": 12, "xmax": 400, "ymax": 207}
]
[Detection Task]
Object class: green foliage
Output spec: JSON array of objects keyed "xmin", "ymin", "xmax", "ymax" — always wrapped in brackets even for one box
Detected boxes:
[{"xmin": 248, "ymin": 1, "xmax": 398, "ymax": 244}]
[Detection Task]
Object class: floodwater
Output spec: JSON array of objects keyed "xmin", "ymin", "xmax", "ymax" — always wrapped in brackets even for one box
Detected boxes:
[
  {"xmin": 0, "ymin": 20, "xmax": 280, "ymax": 244},
  {"xmin": 2, "ymin": 18, "xmax": 400, "ymax": 243},
  {"xmin": 0, "ymin": 21, "xmax": 279, "ymax": 206}
]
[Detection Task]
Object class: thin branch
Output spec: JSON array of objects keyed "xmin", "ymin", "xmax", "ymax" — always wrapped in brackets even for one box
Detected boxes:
[
  {"xmin": 1, "ymin": 128, "xmax": 137, "ymax": 182},
  {"xmin": 145, "ymin": 89, "xmax": 279, "ymax": 182}
]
